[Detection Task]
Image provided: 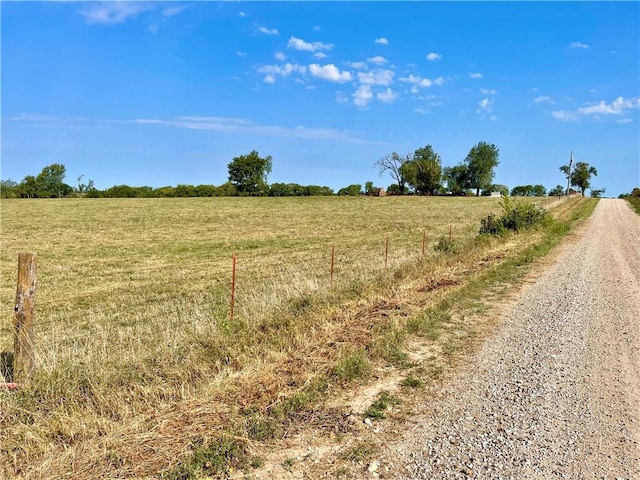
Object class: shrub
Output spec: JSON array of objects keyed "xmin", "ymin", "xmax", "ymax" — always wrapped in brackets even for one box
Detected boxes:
[{"xmin": 479, "ymin": 193, "xmax": 547, "ymax": 235}]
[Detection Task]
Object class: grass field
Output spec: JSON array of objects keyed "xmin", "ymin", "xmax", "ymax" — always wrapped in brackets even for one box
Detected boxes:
[{"xmin": 0, "ymin": 195, "xmax": 584, "ymax": 478}]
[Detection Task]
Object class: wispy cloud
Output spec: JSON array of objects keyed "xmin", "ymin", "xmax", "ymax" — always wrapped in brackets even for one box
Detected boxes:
[
  {"xmin": 134, "ymin": 116, "xmax": 365, "ymax": 142},
  {"xmin": 257, "ymin": 63, "xmax": 307, "ymax": 83},
  {"xmin": 400, "ymin": 74, "xmax": 444, "ymax": 93},
  {"xmin": 570, "ymin": 41, "xmax": 589, "ymax": 49},
  {"xmin": 350, "ymin": 61, "xmax": 368, "ymax": 70},
  {"xmin": 313, "ymin": 52, "xmax": 327, "ymax": 59},
  {"xmin": 288, "ymin": 36, "xmax": 333, "ymax": 52},
  {"xmin": 80, "ymin": 2, "xmax": 153, "ymax": 25},
  {"xmin": 480, "ymin": 88, "xmax": 497, "ymax": 95},
  {"xmin": 477, "ymin": 97, "xmax": 494, "ymax": 114},
  {"xmin": 552, "ymin": 96, "xmax": 640, "ymax": 121},
  {"xmin": 236, "ymin": 51, "xmax": 247, "ymax": 58},
  {"xmin": 375, "ymin": 37, "xmax": 389, "ymax": 45},
  {"xmin": 533, "ymin": 95, "xmax": 555, "ymax": 104},
  {"xmin": 257, "ymin": 24, "xmax": 279, "ymax": 35},
  {"xmin": 617, "ymin": 118, "xmax": 633, "ymax": 124},
  {"xmin": 426, "ymin": 52, "xmax": 442, "ymax": 61},
  {"xmin": 309, "ymin": 64, "xmax": 352, "ymax": 83},
  {"xmin": 469, "ymin": 72, "xmax": 483, "ymax": 79},
  {"xmin": 367, "ymin": 56, "xmax": 388, "ymax": 65},
  {"xmin": 357, "ymin": 69, "xmax": 394, "ymax": 86},
  {"xmin": 274, "ymin": 51, "xmax": 287, "ymax": 61},
  {"xmin": 377, "ymin": 88, "xmax": 399, "ymax": 104},
  {"xmin": 162, "ymin": 5, "xmax": 188, "ymax": 18}
]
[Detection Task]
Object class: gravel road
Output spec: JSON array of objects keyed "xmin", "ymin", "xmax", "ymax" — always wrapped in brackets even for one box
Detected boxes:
[{"xmin": 385, "ymin": 199, "xmax": 640, "ymax": 479}]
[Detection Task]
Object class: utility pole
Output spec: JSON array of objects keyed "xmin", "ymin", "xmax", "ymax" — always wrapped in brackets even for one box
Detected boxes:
[{"xmin": 566, "ymin": 151, "xmax": 574, "ymax": 196}]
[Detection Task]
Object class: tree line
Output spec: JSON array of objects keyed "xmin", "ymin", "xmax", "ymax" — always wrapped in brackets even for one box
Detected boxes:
[{"xmin": 1, "ymin": 145, "xmax": 601, "ymax": 199}]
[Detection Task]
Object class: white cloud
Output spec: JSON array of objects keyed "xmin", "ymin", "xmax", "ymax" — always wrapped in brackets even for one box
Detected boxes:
[
  {"xmin": 309, "ymin": 64, "xmax": 352, "ymax": 83},
  {"xmin": 481, "ymin": 88, "xmax": 497, "ymax": 95},
  {"xmin": 367, "ymin": 56, "xmax": 388, "ymax": 65},
  {"xmin": 578, "ymin": 96, "xmax": 640, "ymax": 115},
  {"xmin": 469, "ymin": 72, "xmax": 483, "ymax": 79},
  {"xmin": 80, "ymin": 2, "xmax": 153, "ymax": 25},
  {"xmin": 552, "ymin": 96, "xmax": 640, "ymax": 121},
  {"xmin": 237, "ymin": 51, "xmax": 248, "ymax": 58},
  {"xmin": 400, "ymin": 74, "xmax": 444, "ymax": 93},
  {"xmin": 616, "ymin": 118, "xmax": 632, "ymax": 124},
  {"xmin": 570, "ymin": 41, "xmax": 589, "ymax": 49},
  {"xmin": 426, "ymin": 52, "xmax": 442, "ymax": 61},
  {"xmin": 274, "ymin": 51, "xmax": 287, "ymax": 61},
  {"xmin": 353, "ymin": 85, "xmax": 374, "ymax": 107},
  {"xmin": 477, "ymin": 98, "xmax": 494, "ymax": 113},
  {"xmin": 357, "ymin": 69, "xmax": 395, "ymax": 86},
  {"xmin": 414, "ymin": 107, "xmax": 427, "ymax": 114},
  {"xmin": 288, "ymin": 36, "xmax": 333, "ymax": 52},
  {"xmin": 313, "ymin": 52, "xmax": 327, "ymax": 59},
  {"xmin": 257, "ymin": 24, "xmax": 279, "ymax": 35},
  {"xmin": 375, "ymin": 37, "xmax": 389, "ymax": 45},
  {"xmin": 377, "ymin": 88, "xmax": 399, "ymax": 104},
  {"xmin": 313, "ymin": 25, "xmax": 321, "ymax": 32},
  {"xmin": 239, "ymin": 11, "xmax": 246, "ymax": 17},
  {"xmin": 257, "ymin": 63, "xmax": 307, "ymax": 82},
  {"xmin": 533, "ymin": 95, "xmax": 555, "ymax": 104},
  {"xmin": 350, "ymin": 61, "xmax": 368, "ymax": 69},
  {"xmin": 148, "ymin": 24, "xmax": 159, "ymax": 34}
]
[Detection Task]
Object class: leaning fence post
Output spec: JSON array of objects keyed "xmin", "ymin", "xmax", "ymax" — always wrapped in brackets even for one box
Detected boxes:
[{"xmin": 14, "ymin": 253, "xmax": 37, "ymax": 382}]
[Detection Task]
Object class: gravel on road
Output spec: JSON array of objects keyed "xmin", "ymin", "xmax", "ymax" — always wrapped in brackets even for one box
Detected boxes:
[{"xmin": 384, "ymin": 198, "xmax": 640, "ymax": 479}]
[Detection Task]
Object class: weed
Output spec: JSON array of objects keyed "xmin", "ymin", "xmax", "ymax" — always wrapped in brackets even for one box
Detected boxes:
[
  {"xmin": 333, "ymin": 348, "xmax": 371, "ymax": 384},
  {"xmin": 400, "ymin": 374, "xmax": 422, "ymax": 388},
  {"xmin": 364, "ymin": 391, "xmax": 400, "ymax": 419}
]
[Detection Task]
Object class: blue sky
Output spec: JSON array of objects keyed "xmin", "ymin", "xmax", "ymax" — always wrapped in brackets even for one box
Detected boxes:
[{"xmin": 2, "ymin": 1, "xmax": 639, "ymax": 196}]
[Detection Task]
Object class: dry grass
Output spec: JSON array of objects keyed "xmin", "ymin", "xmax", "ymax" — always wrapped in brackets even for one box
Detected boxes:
[{"xmin": 0, "ymin": 195, "xmax": 567, "ymax": 478}]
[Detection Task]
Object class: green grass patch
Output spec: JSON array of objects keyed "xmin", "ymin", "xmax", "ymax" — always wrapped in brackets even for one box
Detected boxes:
[
  {"xmin": 364, "ymin": 391, "xmax": 401, "ymax": 419},
  {"xmin": 625, "ymin": 196, "xmax": 640, "ymax": 215}
]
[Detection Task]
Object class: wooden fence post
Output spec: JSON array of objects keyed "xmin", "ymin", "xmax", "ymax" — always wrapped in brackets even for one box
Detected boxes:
[
  {"xmin": 330, "ymin": 245, "xmax": 335, "ymax": 286},
  {"xmin": 385, "ymin": 236, "xmax": 389, "ymax": 269},
  {"xmin": 14, "ymin": 253, "xmax": 37, "ymax": 382},
  {"xmin": 230, "ymin": 253, "xmax": 237, "ymax": 322}
]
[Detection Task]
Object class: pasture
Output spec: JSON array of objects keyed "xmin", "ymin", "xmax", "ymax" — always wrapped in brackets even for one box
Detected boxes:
[{"xmin": 0, "ymin": 195, "xmax": 562, "ymax": 477}]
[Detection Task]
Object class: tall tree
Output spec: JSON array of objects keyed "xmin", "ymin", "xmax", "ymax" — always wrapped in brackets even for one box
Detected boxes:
[
  {"xmin": 375, "ymin": 152, "xmax": 411, "ymax": 195},
  {"xmin": 570, "ymin": 162, "xmax": 597, "ymax": 196},
  {"xmin": 443, "ymin": 164, "xmax": 469, "ymax": 195},
  {"xmin": 404, "ymin": 145, "xmax": 443, "ymax": 195},
  {"xmin": 35, "ymin": 163, "xmax": 69, "ymax": 198},
  {"xmin": 227, "ymin": 150, "xmax": 273, "ymax": 195},
  {"xmin": 464, "ymin": 141, "xmax": 500, "ymax": 196}
]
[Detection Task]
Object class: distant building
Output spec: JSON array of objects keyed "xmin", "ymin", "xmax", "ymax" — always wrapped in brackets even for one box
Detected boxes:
[{"xmin": 374, "ymin": 187, "xmax": 386, "ymax": 197}]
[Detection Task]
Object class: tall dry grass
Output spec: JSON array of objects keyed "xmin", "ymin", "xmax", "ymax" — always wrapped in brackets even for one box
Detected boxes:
[{"xmin": 0, "ymin": 195, "xmax": 519, "ymax": 477}]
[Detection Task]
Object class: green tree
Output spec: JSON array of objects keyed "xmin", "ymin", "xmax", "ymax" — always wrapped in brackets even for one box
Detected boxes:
[
  {"xmin": 364, "ymin": 181, "xmax": 375, "ymax": 196},
  {"xmin": 590, "ymin": 188, "xmax": 605, "ymax": 198},
  {"xmin": 464, "ymin": 141, "xmax": 500, "ymax": 196},
  {"xmin": 337, "ymin": 184, "xmax": 362, "ymax": 196},
  {"xmin": 0, "ymin": 179, "xmax": 18, "ymax": 198},
  {"xmin": 570, "ymin": 162, "xmax": 597, "ymax": 196},
  {"xmin": 404, "ymin": 145, "xmax": 442, "ymax": 195},
  {"xmin": 375, "ymin": 152, "xmax": 411, "ymax": 195},
  {"xmin": 549, "ymin": 185, "xmax": 565, "ymax": 196},
  {"xmin": 443, "ymin": 164, "xmax": 470, "ymax": 195},
  {"xmin": 35, "ymin": 163, "xmax": 70, "ymax": 198},
  {"xmin": 228, "ymin": 150, "xmax": 273, "ymax": 196}
]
